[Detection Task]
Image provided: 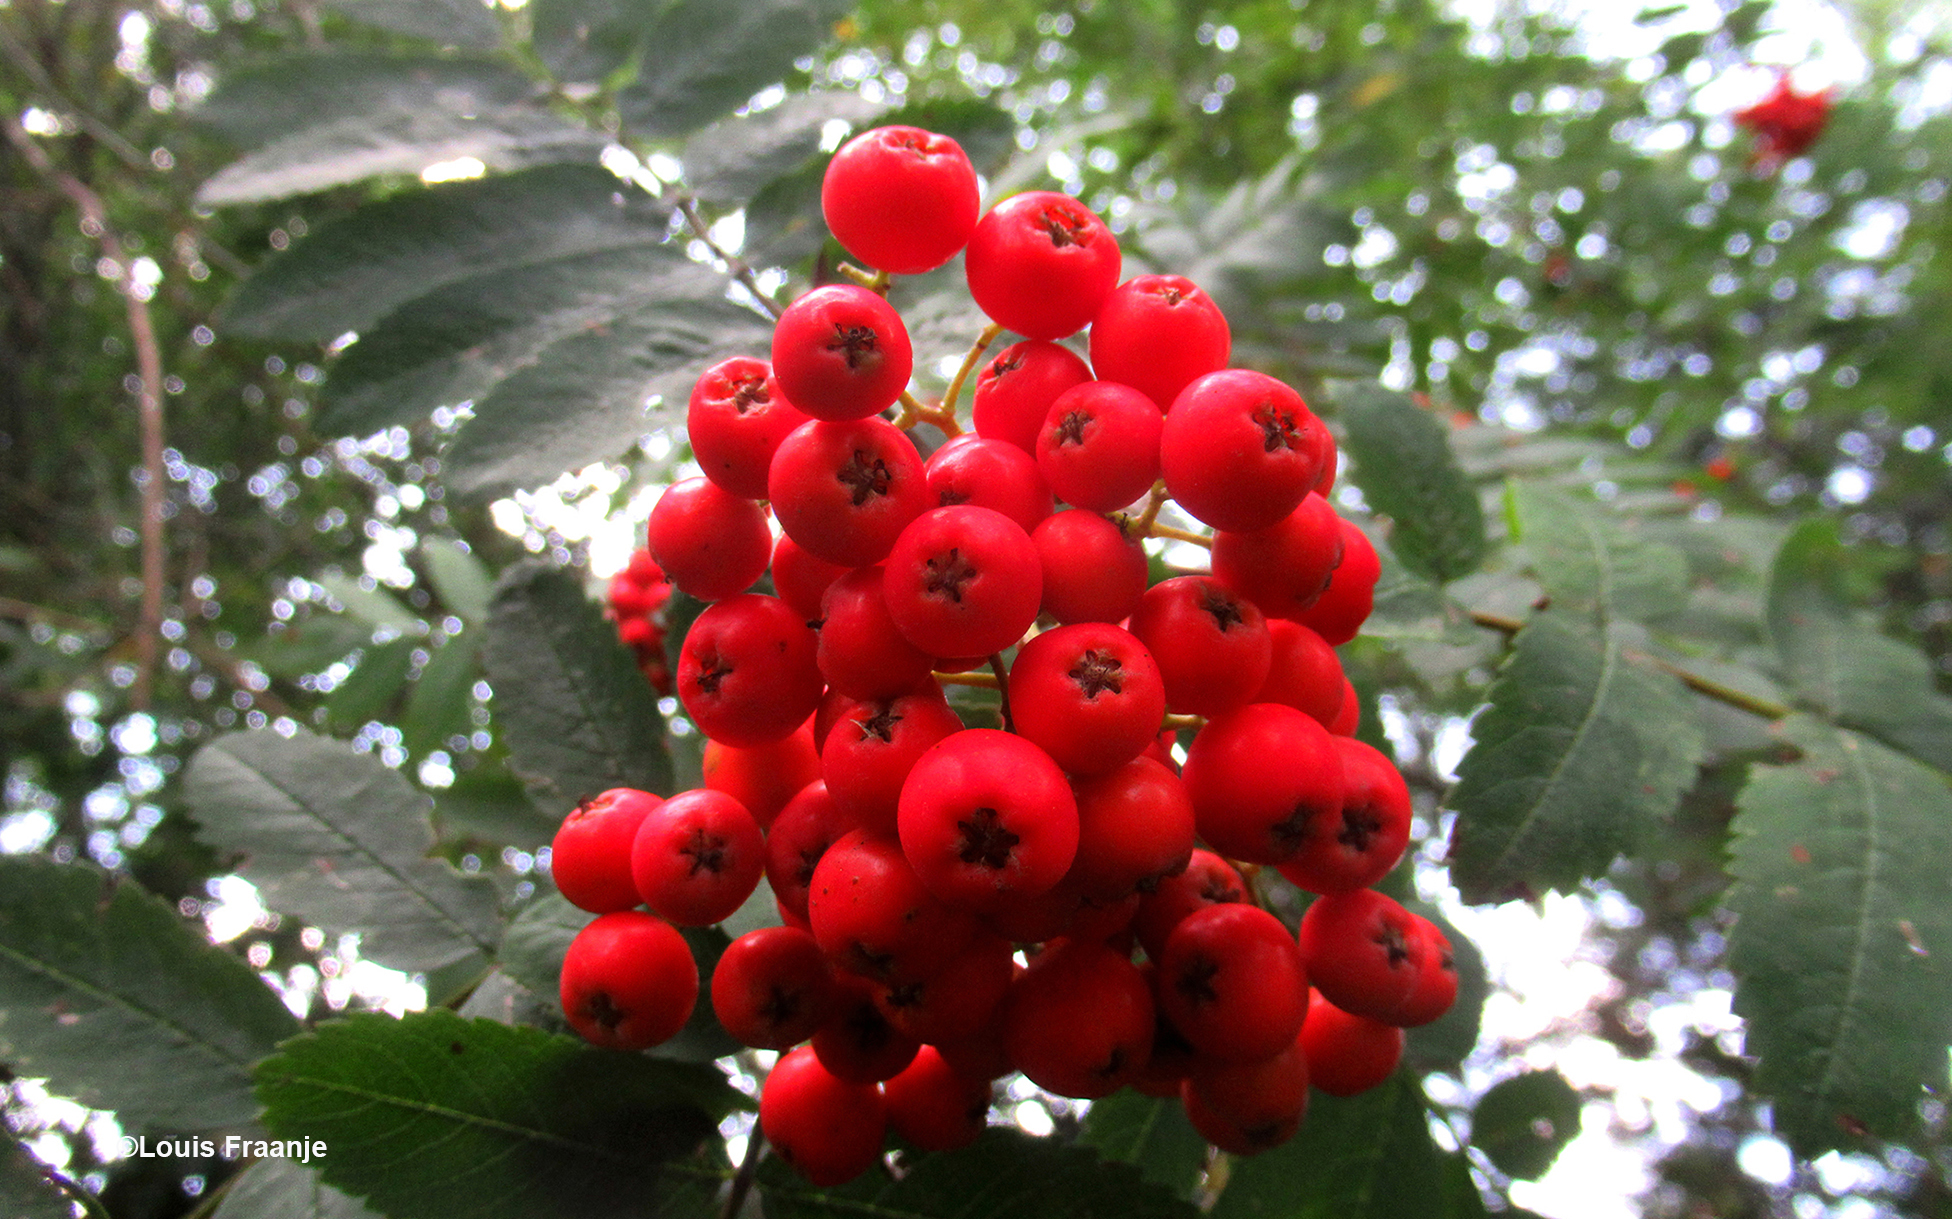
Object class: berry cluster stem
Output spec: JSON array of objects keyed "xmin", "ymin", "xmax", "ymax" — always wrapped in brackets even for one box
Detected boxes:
[
  {"xmin": 838, "ymin": 263, "xmax": 892, "ymax": 293},
  {"xmin": 988, "ymin": 652, "xmax": 1015, "ymax": 731},
  {"xmin": 1133, "ymin": 481, "xmax": 1170, "ymax": 535},
  {"xmin": 894, "ymin": 390, "xmax": 963, "ymax": 437},
  {"xmin": 941, "ymin": 321, "xmax": 1006, "ymax": 419},
  {"xmin": 1145, "ymin": 523, "xmax": 1213, "ymax": 550}
]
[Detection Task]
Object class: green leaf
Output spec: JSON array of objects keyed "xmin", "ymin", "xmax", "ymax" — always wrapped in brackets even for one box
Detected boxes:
[
  {"xmin": 420, "ymin": 538, "xmax": 495, "ymax": 624},
  {"xmin": 483, "ymin": 563, "xmax": 674, "ymax": 807},
  {"xmin": 615, "ymin": 0, "xmax": 852, "ymax": 139},
  {"xmin": 318, "ymin": 0, "xmax": 504, "ymax": 49},
  {"xmin": 1767, "ymin": 520, "xmax": 1952, "ymax": 773},
  {"xmin": 743, "ymin": 155, "xmax": 829, "ymax": 267},
  {"xmin": 223, "ymin": 165, "xmax": 671, "ymax": 342},
  {"xmin": 315, "ymin": 574, "xmax": 422, "ymax": 634},
  {"xmin": 441, "ymin": 293, "xmax": 768, "ymax": 502},
  {"xmin": 255, "ymin": 1011, "xmax": 740, "ymax": 1219},
  {"xmin": 197, "ymin": 105, "xmax": 606, "ymax": 207},
  {"xmin": 401, "ymin": 636, "xmax": 480, "ymax": 758},
  {"xmin": 1726, "ymin": 718, "xmax": 1952, "ymax": 1156},
  {"xmin": 324, "ymin": 635, "xmax": 416, "ymax": 731},
  {"xmin": 183, "ymin": 729, "xmax": 503, "ymax": 972},
  {"xmin": 1507, "ymin": 483, "xmax": 1690, "ymax": 624},
  {"xmin": 497, "ymin": 892, "xmax": 591, "ymax": 997},
  {"xmin": 244, "ymin": 615, "xmax": 370, "ymax": 680},
  {"xmin": 1469, "ymin": 1070, "xmax": 1582, "ymax": 1180},
  {"xmin": 759, "ymin": 1127, "xmax": 1201, "ymax": 1218},
  {"xmin": 531, "ymin": 0, "xmax": 663, "ymax": 83},
  {"xmin": 1446, "ymin": 612, "xmax": 1706, "ymax": 904},
  {"xmin": 875, "ymin": 97, "xmax": 1018, "ymax": 175},
  {"xmin": 0, "ymin": 858, "xmax": 300, "ymax": 1132},
  {"xmin": 1078, "ymin": 1089, "xmax": 1210, "ymax": 1200},
  {"xmin": 211, "ymin": 1157, "xmax": 384, "ymax": 1219},
  {"xmin": 434, "ymin": 764, "xmax": 562, "ymax": 851},
  {"xmin": 1402, "ymin": 902, "xmax": 1487, "ymax": 1072},
  {"xmin": 3, "ymin": 1137, "xmax": 84, "ymax": 1219},
  {"xmin": 191, "ymin": 54, "xmax": 533, "ymax": 150},
  {"xmin": 1339, "ymin": 387, "xmax": 1487, "ymax": 584},
  {"xmin": 683, "ymin": 91, "xmax": 883, "ymax": 203},
  {"xmin": 1210, "ymin": 1073, "xmax": 1449, "ymax": 1219}
]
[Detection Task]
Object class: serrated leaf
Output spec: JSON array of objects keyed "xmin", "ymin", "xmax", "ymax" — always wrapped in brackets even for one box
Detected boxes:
[
  {"xmin": 434, "ymin": 764, "xmax": 562, "ymax": 851},
  {"xmin": 1339, "ymin": 387, "xmax": 1486, "ymax": 584},
  {"xmin": 316, "ymin": 574, "xmax": 422, "ymax": 634},
  {"xmin": 401, "ymin": 636, "xmax": 480, "ymax": 757},
  {"xmin": 318, "ymin": 0, "xmax": 503, "ymax": 49},
  {"xmin": 191, "ymin": 54, "xmax": 533, "ymax": 150},
  {"xmin": 683, "ymin": 91, "xmax": 883, "ymax": 203},
  {"xmin": 1727, "ymin": 718, "xmax": 1952, "ymax": 1156},
  {"xmin": 0, "ymin": 1139, "xmax": 72, "ymax": 1219},
  {"xmin": 315, "ymin": 244, "xmax": 699, "ymax": 437},
  {"xmin": 1507, "ymin": 483, "xmax": 1689, "ymax": 625},
  {"xmin": 531, "ymin": 0, "xmax": 663, "ymax": 83},
  {"xmin": 223, "ymin": 165, "xmax": 669, "ymax": 342},
  {"xmin": 454, "ymin": 969, "xmax": 568, "ymax": 1031},
  {"xmin": 0, "ymin": 858, "xmax": 300, "ymax": 1132},
  {"xmin": 484, "ymin": 563, "xmax": 674, "ymax": 805},
  {"xmin": 1470, "ymin": 1070, "xmax": 1581, "ymax": 1180},
  {"xmin": 443, "ymin": 294, "xmax": 768, "ymax": 502},
  {"xmin": 212, "ymin": 1157, "xmax": 384, "ymax": 1219},
  {"xmin": 1446, "ymin": 612, "xmax": 1706, "ymax": 904},
  {"xmin": 498, "ymin": 892, "xmax": 591, "ymax": 997},
  {"xmin": 256, "ymin": 1011, "xmax": 739, "ymax": 1219},
  {"xmin": 197, "ymin": 106, "xmax": 606, "ymax": 207},
  {"xmin": 1210, "ymin": 1073, "xmax": 1448, "ymax": 1219},
  {"xmin": 1078, "ymin": 1089, "xmax": 1210, "ymax": 1200},
  {"xmin": 324, "ymin": 635, "xmax": 416, "ymax": 731},
  {"xmin": 420, "ymin": 538, "xmax": 495, "ymax": 624},
  {"xmin": 759, "ymin": 1127, "xmax": 1200, "ymax": 1219},
  {"xmin": 1767, "ymin": 520, "xmax": 1952, "ymax": 773},
  {"xmin": 183, "ymin": 729, "xmax": 502, "ymax": 972},
  {"xmin": 615, "ymin": 0, "xmax": 852, "ymax": 139}
]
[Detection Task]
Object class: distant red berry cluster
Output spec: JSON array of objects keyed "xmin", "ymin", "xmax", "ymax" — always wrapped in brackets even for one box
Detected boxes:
[{"xmin": 1734, "ymin": 73, "xmax": 1834, "ymax": 165}]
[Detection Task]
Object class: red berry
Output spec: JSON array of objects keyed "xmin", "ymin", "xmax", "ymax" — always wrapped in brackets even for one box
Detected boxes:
[
  {"xmin": 686, "ymin": 355, "xmax": 809, "ymax": 500},
  {"xmin": 1031, "ymin": 510, "xmax": 1148, "ymax": 625},
  {"xmin": 769, "ymin": 416, "xmax": 929, "ymax": 568},
  {"xmin": 1088, "ymin": 275, "xmax": 1231, "ymax": 411},
  {"xmin": 1210, "ymin": 492, "xmax": 1344, "ymax": 621},
  {"xmin": 1181, "ymin": 1034, "xmax": 1309, "ymax": 1155},
  {"xmin": 644, "ymin": 477, "xmax": 770, "ymax": 602},
  {"xmin": 807, "ymin": 829, "xmax": 980, "ymax": 985},
  {"xmin": 820, "ymin": 684, "xmax": 965, "ymax": 836},
  {"xmin": 1386, "ymin": 916, "xmax": 1459, "ymax": 1028},
  {"xmin": 1299, "ymin": 990, "xmax": 1404, "ymax": 1096},
  {"xmin": 701, "ymin": 719, "xmax": 820, "ymax": 829},
  {"xmin": 1035, "ymin": 379, "xmax": 1164, "ymax": 514},
  {"xmin": 881, "ymin": 505, "xmax": 1042, "ymax": 660},
  {"xmin": 763, "ymin": 780, "xmax": 851, "ymax": 925},
  {"xmin": 770, "ymin": 533, "xmax": 851, "ymax": 622},
  {"xmin": 1155, "ymin": 903, "xmax": 1311, "ymax": 1064},
  {"xmin": 1181, "ymin": 702, "xmax": 1343, "ymax": 866},
  {"xmin": 551, "ymin": 787, "xmax": 661, "ymax": 914},
  {"xmin": 711, "ymin": 925, "xmax": 835, "ymax": 1049},
  {"xmin": 971, "ymin": 339, "xmax": 1092, "ymax": 452},
  {"xmin": 1254, "ymin": 619, "xmax": 1346, "ymax": 727},
  {"xmin": 1126, "ymin": 576, "xmax": 1272, "ymax": 717},
  {"xmin": 559, "ymin": 910, "xmax": 698, "ymax": 1050},
  {"xmin": 1068, "ymin": 755, "xmax": 1196, "ymax": 903},
  {"xmin": 1160, "ymin": 370, "xmax": 1325, "ymax": 533},
  {"xmin": 1275, "ymin": 736, "xmax": 1410, "ymax": 894},
  {"xmin": 1009, "ymin": 622, "xmax": 1168, "ymax": 777},
  {"xmin": 923, "ymin": 434, "xmax": 1054, "ymax": 533},
  {"xmin": 897, "ymin": 729, "xmax": 1079, "ymax": 913},
  {"xmin": 816, "ymin": 565, "xmax": 938, "ymax": 701},
  {"xmin": 964, "ymin": 191, "xmax": 1120, "ymax": 340},
  {"xmin": 629, "ymin": 788, "xmax": 765, "ymax": 926},
  {"xmin": 771, "ymin": 284, "xmax": 914, "ymax": 422},
  {"xmin": 882, "ymin": 1045, "xmax": 993, "ymax": 1152},
  {"xmin": 822, "ymin": 125, "xmax": 981, "ymax": 274},
  {"xmin": 1002, "ymin": 937, "xmax": 1154, "ymax": 1099},
  {"xmin": 872, "ymin": 932, "xmax": 1015, "ymax": 1043},
  {"xmin": 760, "ymin": 1045, "xmax": 887, "ymax": 1187},
  {"xmin": 676, "ymin": 593, "xmax": 823, "ymax": 747},
  {"xmin": 812, "ymin": 972, "xmax": 921, "ymax": 1084},
  {"xmin": 1294, "ymin": 518, "xmax": 1380, "ymax": 646},
  {"xmin": 1296, "ymin": 889, "xmax": 1426, "ymax": 1022},
  {"xmin": 1133, "ymin": 848, "xmax": 1247, "ymax": 962}
]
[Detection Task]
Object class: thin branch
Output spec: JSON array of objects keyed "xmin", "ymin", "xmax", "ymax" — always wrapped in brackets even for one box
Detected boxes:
[
  {"xmin": 675, "ymin": 195, "xmax": 783, "ymax": 320},
  {"xmin": 0, "ymin": 596, "xmax": 111, "ymax": 636},
  {"xmin": 0, "ymin": 21, "xmax": 150, "ymax": 170},
  {"xmin": 1467, "ymin": 609, "xmax": 1795, "ymax": 721},
  {"xmin": 4, "ymin": 113, "xmax": 169, "ymax": 713},
  {"xmin": 720, "ymin": 1126, "xmax": 766, "ymax": 1219}
]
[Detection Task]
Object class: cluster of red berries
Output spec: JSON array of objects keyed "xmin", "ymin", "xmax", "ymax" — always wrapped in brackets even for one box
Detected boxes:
[
  {"xmin": 605, "ymin": 549, "xmax": 674, "ymax": 695},
  {"xmin": 552, "ymin": 123, "xmax": 1457, "ymax": 1186}
]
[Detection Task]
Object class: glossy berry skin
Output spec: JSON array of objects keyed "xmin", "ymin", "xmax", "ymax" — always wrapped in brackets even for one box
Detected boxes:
[
  {"xmin": 1299, "ymin": 991, "xmax": 1404, "ymax": 1097},
  {"xmin": 629, "ymin": 788, "xmax": 765, "ymax": 926},
  {"xmin": 1181, "ymin": 702, "xmax": 1343, "ymax": 866},
  {"xmin": 822, "ymin": 125, "xmax": 979, "ymax": 275},
  {"xmin": 1126, "ymin": 576, "xmax": 1273, "ymax": 717},
  {"xmin": 1002, "ymin": 937, "xmax": 1154, "ymax": 1099},
  {"xmin": 872, "ymin": 932, "xmax": 1015, "ymax": 1043},
  {"xmin": 644, "ymin": 477, "xmax": 770, "ymax": 602},
  {"xmin": 1211, "ymin": 492, "xmax": 1345, "ymax": 622},
  {"xmin": 1032, "ymin": 510, "xmax": 1148, "ymax": 625},
  {"xmin": 1069, "ymin": 756, "xmax": 1196, "ymax": 903},
  {"xmin": 1275, "ymin": 736, "xmax": 1410, "ymax": 894},
  {"xmin": 964, "ymin": 191, "xmax": 1120, "ymax": 340},
  {"xmin": 1155, "ymin": 903, "xmax": 1311, "ymax": 1064},
  {"xmin": 1161, "ymin": 370, "xmax": 1325, "ymax": 533},
  {"xmin": 1294, "ymin": 517, "xmax": 1380, "ymax": 646},
  {"xmin": 923, "ymin": 434, "xmax": 1054, "ymax": 533},
  {"xmin": 1036, "ymin": 381, "xmax": 1164, "ymax": 513},
  {"xmin": 763, "ymin": 780, "xmax": 851, "ymax": 924},
  {"xmin": 760, "ymin": 1044, "xmax": 887, "ymax": 1188},
  {"xmin": 1254, "ymin": 619, "xmax": 1346, "ymax": 727},
  {"xmin": 821, "ymin": 685, "xmax": 965, "ymax": 836},
  {"xmin": 701, "ymin": 719, "xmax": 820, "ymax": 829},
  {"xmin": 559, "ymin": 910, "xmax": 697, "ymax": 1050},
  {"xmin": 687, "ymin": 356, "xmax": 810, "ymax": 500},
  {"xmin": 1009, "ymin": 622, "xmax": 1168, "ymax": 777},
  {"xmin": 551, "ymin": 787, "xmax": 661, "ymax": 914},
  {"xmin": 770, "ymin": 534, "xmax": 850, "ymax": 622},
  {"xmin": 816, "ymin": 566, "xmax": 938, "ymax": 701},
  {"xmin": 1387, "ymin": 916, "xmax": 1459, "ymax": 1027},
  {"xmin": 769, "ymin": 416, "xmax": 930, "ymax": 568},
  {"xmin": 677, "ymin": 593, "xmax": 823, "ymax": 748},
  {"xmin": 1133, "ymin": 848, "xmax": 1247, "ymax": 962},
  {"xmin": 971, "ymin": 339, "xmax": 1093, "ymax": 453},
  {"xmin": 1181, "ymin": 1033, "xmax": 1309, "ymax": 1155},
  {"xmin": 711, "ymin": 925, "xmax": 836, "ymax": 1049},
  {"xmin": 808, "ymin": 829, "xmax": 980, "ymax": 985},
  {"xmin": 882, "ymin": 1045, "xmax": 992, "ymax": 1152},
  {"xmin": 898, "ymin": 729, "xmax": 1079, "ymax": 913},
  {"xmin": 881, "ymin": 505, "xmax": 1042, "ymax": 660},
  {"xmin": 1296, "ymin": 889, "xmax": 1426, "ymax": 1023},
  {"xmin": 1088, "ymin": 275, "xmax": 1231, "ymax": 411},
  {"xmin": 812, "ymin": 972, "xmax": 921, "ymax": 1084},
  {"xmin": 771, "ymin": 284, "xmax": 914, "ymax": 422}
]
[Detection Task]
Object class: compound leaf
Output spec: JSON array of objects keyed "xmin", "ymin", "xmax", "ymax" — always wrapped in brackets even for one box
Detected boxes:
[
  {"xmin": 183, "ymin": 729, "xmax": 503, "ymax": 972},
  {"xmin": 531, "ymin": 0, "xmax": 664, "ymax": 83},
  {"xmin": 1726, "ymin": 717, "xmax": 1952, "ymax": 1156},
  {"xmin": 1446, "ymin": 612, "xmax": 1705, "ymax": 904},
  {"xmin": 682, "ymin": 91, "xmax": 883, "ymax": 203},
  {"xmin": 1507, "ymin": 483, "xmax": 1689, "ymax": 625},
  {"xmin": 0, "ymin": 858, "xmax": 300, "ymax": 1132},
  {"xmin": 255, "ymin": 1011, "xmax": 740, "ymax": 1219},
  {"xmin": 1340, "ymin": 387, "xmax": 1487, "ymax": 585}
]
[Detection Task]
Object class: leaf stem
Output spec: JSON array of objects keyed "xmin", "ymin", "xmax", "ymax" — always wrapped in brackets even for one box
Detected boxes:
[{"xmin": 675, "ymin": 195, "xmax": 783, "ymax": 320}]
